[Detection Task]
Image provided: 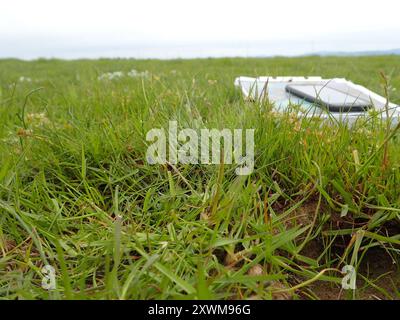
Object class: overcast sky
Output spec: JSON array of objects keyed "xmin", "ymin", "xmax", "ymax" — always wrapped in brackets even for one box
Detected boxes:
[{"xmin": 1, "ymin": 0, "xmax": 399, "ymax": 59}]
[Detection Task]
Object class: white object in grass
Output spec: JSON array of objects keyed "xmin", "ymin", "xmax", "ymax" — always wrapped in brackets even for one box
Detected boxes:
[{"xmin": 234, "ymin": 76, "xmax": 400, "ymax": 123}]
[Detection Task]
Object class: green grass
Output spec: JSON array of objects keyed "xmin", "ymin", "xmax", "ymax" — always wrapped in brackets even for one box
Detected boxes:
[{"xmin": 0, "ymin": 56, "xmax": 399, "ymax": 300}]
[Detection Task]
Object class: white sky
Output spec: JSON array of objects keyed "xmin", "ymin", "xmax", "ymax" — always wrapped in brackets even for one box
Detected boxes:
[{"xmin": 1, "ymin": 0, "xmax": 399, "ymax": 58}]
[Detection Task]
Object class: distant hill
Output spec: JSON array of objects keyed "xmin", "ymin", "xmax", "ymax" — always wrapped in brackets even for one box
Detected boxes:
[{"xmin": 309, "ymin": 48, "xmax": 400, "ymax": 57}]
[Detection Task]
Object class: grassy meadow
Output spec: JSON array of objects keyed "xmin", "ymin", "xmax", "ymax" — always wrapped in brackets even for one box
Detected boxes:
[{"xmin": 0, "ymin": 56, "xmax": 399, "ymax": 299}]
